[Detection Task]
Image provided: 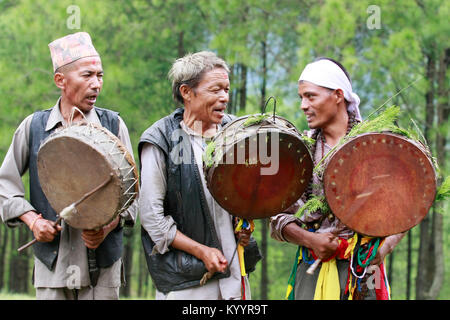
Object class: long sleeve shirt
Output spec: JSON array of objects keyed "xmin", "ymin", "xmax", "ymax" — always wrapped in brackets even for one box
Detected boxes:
[
  {"xmin": 0, "ymin": 98, "xmax": 138, "ymax": 288},
  {"xmin": 270, "ymin": 130, "xmax": 353, "ymax": 242},
  {"xmin": 140, "ymin": 121, "xmax": 249, "ymax": 300}
]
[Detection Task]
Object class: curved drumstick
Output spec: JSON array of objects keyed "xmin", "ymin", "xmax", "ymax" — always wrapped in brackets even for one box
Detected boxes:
[{"xmin": 17, "ymin": 174, "xmax": 113, "ymax": 253}]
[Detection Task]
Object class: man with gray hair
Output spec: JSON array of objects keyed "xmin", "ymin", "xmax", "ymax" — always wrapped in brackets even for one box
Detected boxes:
[{"xmin": 139, "ymin": 51, "xmax": 260, "ymax": 300}]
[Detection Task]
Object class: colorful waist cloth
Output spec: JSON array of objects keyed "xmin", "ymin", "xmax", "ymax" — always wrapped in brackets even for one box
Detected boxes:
[{"xmin": 285, "ymin": 234, "xmax": 390, "ymax": 300}]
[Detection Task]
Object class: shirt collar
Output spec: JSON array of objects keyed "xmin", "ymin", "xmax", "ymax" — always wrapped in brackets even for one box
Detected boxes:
[
  {"xmin": 45, "ymin": 97, "xmax": 101, "ymax": 131},
  {"xmin": 180, "ymin": 120, "xmax": 221, "ymax": 138}
]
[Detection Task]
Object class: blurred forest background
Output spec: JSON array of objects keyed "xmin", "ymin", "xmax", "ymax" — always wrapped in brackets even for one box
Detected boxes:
[{"xmin": 0, "ymin": 0, "xmax": 448, "ymax": 299}]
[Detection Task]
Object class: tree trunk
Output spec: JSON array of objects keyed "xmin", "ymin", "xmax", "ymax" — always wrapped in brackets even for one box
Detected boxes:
[
  {"xmin": 260, "ymin": 41, "xmax": 267, "ymax": 113},
  {"xmin": 177, "ymin": 31, "xmax": 185, "ymax": 58},
  {"xmin": 120, "ymin": 227, "xmax": 134, "ymax": 297},
  {"xmin": 406, "ymin": 230, "xmax": 412, "ymax": 299},
  {"xmin": 0, "ymin": 225, "xmax": 7, "ymax": 290},
  {"xmin": 387, "ymin": 250, "xmax": 394, "ymax": 286},
  {"xmin": 17, "ymin": 227, "xmax": 30, "ymax": 293},
  {"xmin": 228, "ymin": 64, "xmax": 237, "ymax": 115},
  {"xmin": 137, "ymin": 250, "xmax": 144, "ymax": 297},
  {"xmin": 416, "ymin": 50, "xmax": 436, "ymax": 299},
  {"xmin": 239, "ymin": 63, "xmax": 247, "ymax": 113},
  {"xmin": 237, "ymin": 6, "xmax": 248, "ymax": 114},
  {"xmin": 421, "ymin": 47, "xmax": 449, "ymax": 300},
  {"xmin": 9, "ymin": 228, "xmax": 18, "ymax": 292}
]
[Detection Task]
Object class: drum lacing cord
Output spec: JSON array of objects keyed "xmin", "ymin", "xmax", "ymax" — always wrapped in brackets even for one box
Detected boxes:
[
  {"xmin": 105, "ymin": 138, "xmax": 137, "ymax": 179},
  {"xmin": 123, "ymin": 179, "xmax": 138, "ymax": 195},
  {"xmin": 119, "ymin": 190, "xmax": 138, "ymax": 214},
  {"xmin": 90, "ymin": 128, "xmax": 137, "ymax": 214}
]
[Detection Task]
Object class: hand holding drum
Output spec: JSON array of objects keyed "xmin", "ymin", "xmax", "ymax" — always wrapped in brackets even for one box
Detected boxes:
[{"xmin": 18, "ymin": 121, "xmax": 139, "ymax": 251}]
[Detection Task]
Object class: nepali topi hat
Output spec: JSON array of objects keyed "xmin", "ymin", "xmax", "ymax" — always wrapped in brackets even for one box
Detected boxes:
[{"xmin": 48, "ymin": 32, "xmax": 99, "ymax": 72}]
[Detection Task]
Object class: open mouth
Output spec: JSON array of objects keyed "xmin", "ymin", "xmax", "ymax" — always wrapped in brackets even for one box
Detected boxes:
[
  {"xmin": 86, "ymin": 95, "xmax": 97, "ymax": 104},
  {"xmin": 212, "ymin": 106, "xmax": 226, "ymax": 117},
  {"xmin": 305, "ymin": 113, "xmax": 315, "ymax": 122}
]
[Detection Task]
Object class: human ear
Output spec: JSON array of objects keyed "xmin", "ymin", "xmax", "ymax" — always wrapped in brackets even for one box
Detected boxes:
[
  {"xmin": 179, "ymin": 84, "xmax": 192, "ymax": 102},
  {"xmin": 334, "ymin": 88, "xmax": 345, "ymax": 105},
  {"xmin": 54, "ymin": 72, "xmax": 66, "ymax": 90}
]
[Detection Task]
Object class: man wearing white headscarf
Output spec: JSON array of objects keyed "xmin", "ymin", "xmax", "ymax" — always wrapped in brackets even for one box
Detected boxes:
[{"xmin": 270, "ymin": 58, "xmax": 405, "ymax": 300}]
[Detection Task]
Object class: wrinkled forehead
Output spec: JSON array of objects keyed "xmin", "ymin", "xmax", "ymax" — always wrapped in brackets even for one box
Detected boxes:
[
  {"xmin": 72, "ymin": 56, "xmax": 103, "ymax": 71},
  {"xmin": 200, "ymin": 67, "xmax": 229, "ymax": 84}
]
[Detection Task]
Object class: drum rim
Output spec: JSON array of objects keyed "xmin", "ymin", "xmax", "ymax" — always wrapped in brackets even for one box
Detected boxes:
[
  {"xmin": 204, "ymin": 114, "xmax": 314, "ymax": 219},
  {"xmin": 37, "ymin": 133, "xmax": 122, "ymax": 229},
  {"xmin": 207, "ymin": 113, "xmax": 307, "ymax": 169},
  {"xmin": 323, "ymin": 131, "xmax": 437, "ymax": 236},
  {"xmin": 216, "ymin": 113, "xmax": 301, "ymax": 137},
  {"xmin": 37, "ymin": 122, "xmax": 139, "ymax": 229}
]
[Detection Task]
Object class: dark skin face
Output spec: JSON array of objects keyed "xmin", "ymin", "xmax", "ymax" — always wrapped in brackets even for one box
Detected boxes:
[
  {"xmin": 298, "ymin": 81, "xmax": 343, "ymax": 129},
  {"xmin": 180, "ymin": 67, "xmax": 230, "ymax": 136},
  {"xmin": 54, "ymin": 56, "xmax": 104, "ymax": 121},
  {"xmin": 298, "ymin": 81, "xmax": 348, "ymax": 147}
]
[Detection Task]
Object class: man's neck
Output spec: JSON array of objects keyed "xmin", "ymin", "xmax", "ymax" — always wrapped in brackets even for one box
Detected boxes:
[
  {"xmin": 59, "ymin": 96, "xmax": 87, "ymax": 123},
  {"xmin": 321, "ymin": 111, "xmax": 348, "ymax": 147},
  {"xmin": 183, "ymin": 110, "xmax": 217, "ymax": 138}
]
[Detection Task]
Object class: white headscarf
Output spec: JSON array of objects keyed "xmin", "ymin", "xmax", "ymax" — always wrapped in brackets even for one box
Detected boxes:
[{"xmin": 298, "ymin": 59, "xmax": 362, "ymax": 121}]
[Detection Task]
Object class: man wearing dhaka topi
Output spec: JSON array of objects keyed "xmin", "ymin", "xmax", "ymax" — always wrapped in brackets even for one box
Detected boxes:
[{"xmin": 0, "ymin": 32, "xmax": 137, "ymax": 300}]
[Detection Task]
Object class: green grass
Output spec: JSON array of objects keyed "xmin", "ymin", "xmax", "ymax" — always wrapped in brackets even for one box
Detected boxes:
[
  {"xmin": 0, "ymin": 291, "xmax": 35, "ymax": 300},
  {"xmin": 0, "ymin": 290, "xmax": 153, "ymax": 300}
]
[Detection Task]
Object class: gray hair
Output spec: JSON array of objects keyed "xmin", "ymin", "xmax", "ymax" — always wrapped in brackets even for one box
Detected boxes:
[{"xmin": 168, "ymin": 51, "xmax": 230, "ymax": 104}]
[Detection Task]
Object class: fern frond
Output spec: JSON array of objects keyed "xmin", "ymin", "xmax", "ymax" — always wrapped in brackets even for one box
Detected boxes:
[
  {"xmin": 296, "ymin": 195, "xmax": 331, "ymax": 218},
  {"xmin": 436, "ymin": 176, "xmax": 450, "ymax": 202}
]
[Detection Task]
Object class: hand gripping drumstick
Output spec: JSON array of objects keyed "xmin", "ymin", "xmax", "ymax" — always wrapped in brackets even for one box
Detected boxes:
[
  {"xmin": 306, "ymin": 232, "xmax": 341, "ymax": 275},
  {"xmin": 307, "ymin": 237, "xmax": 345, "ymax": 274},
  {"xmin": 17, "ymin": 174, "xmax": 113, "ymax": 253},
  {"xmin": 200, "ymin": 235, "xmax": 242, "ymax": 286}
]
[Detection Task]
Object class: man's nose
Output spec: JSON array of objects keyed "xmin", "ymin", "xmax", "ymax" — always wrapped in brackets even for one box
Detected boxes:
[
  {"xmin": 220, "ymin": 89, "xmax": 229, "ymax": 103},
  {"xmin": 300, "ymin": 99, "xmax": 309, "ymax": 111},
  {"xmin": 90, "ymin": 76, "xmax": 101, "ymax": 90}
]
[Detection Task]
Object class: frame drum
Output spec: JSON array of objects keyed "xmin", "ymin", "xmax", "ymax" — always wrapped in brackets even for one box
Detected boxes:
[
  {"xmin": 323, "ymin": 132, "xmax": 436, "ymax": 237},
  {"xmin": 37, "ymin": 122, "xmax": 139, "ymax": 230},
  {"xmin": 204, "ymin": 114, "xmax": 313, "ymax": 219}
]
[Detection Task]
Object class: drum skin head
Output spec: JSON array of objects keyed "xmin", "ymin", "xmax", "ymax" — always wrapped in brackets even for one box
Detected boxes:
[
  {"xmin": 205, "ymin": 116, "xmax": 313, "ymax": 219},
  {"xmin": 38, "ymin": 134, "xmax": 122, "ymax": 230},
  {"xmin": 324, "ymin": 132, "xmax": 436, "ymax": 237}
]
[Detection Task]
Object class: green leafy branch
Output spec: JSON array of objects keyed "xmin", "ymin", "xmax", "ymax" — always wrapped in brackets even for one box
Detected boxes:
[
  {"xmin": 295, "ymin": 195, "xmax": 331, "ymax": 218},
  {"xmin": 436, "ymin": 176, "xmax": 450, "ymax": 203}
]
